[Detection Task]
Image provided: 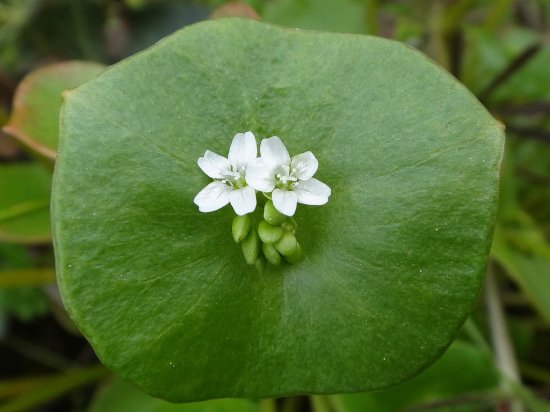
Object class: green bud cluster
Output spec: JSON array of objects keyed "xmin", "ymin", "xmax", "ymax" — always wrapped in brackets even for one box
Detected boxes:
[{"xmin": 232, "ymin": 200, "xmax": 302, "ymax": 270}]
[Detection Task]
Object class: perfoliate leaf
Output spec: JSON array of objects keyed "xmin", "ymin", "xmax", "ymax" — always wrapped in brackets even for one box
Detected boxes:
[{"xmin": 53, "ymin": 18, "xmax": 504, "ymax": 401}]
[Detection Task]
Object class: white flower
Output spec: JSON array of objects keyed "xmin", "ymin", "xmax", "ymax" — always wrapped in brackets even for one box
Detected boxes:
[
  {"xmin": 194, "ymin": 131, "xmax": 257, "ymax": 216},
  {"xmin": 246, "ymin": 136, "xmax": 331, "ymax": 216}
]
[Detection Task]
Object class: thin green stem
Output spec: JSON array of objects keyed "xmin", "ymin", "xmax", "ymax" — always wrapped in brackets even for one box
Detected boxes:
[
  {"xmin": 2, "ymin": 336, "xmax": 72, "ymax": 371},
  {"xmin": 463, "ymin": 317, "xmax": 491, "ymax": 355},
  {"xmin": 441, "ymin": 0, "xmax": 476, "ymax": 33},
  {"xmin": 519, "ymin": 363, "xmax": 550, "ymax": 385},
  {"xmin": 0, "ymin": 375, "xmax": 56, "ymax": 400},
  {"xmin": 281, "ymin": 397, "xmax": 301, "ymax": 412},
  {"xmin": 503, "ymin": 378, "xmax": 550, "ymax": 412},
  {"xmin": 70, "ymin": 1, "xmax": 99, "ymax": 60},
  {"xmin": 483, "ymin": 0, "xmax": 513, "ymax": 31},
  {"xmin": 310, "ymin": 395, "xmax": 332, "ymax": 412},
  {"xmin": 327, "ymin": 396, "xmax": 347, "ymax": 412},
  {"xmin": 259, "ymin": 398, "xmax": 277, "ymax": 412},
  {"xmin": 478, "ymin": 43, "xmax": 541, "ymax": 103},
  {"xmin": 365, "ymin": 0, "xmax": 378, "ymax": 35},
  {"xmin": 0, "ymin": 199, "xmax": 49, "ymax": 223},
  {"xmin": 427, "ymin": 1, "xmax": 449, "ymax": 69},
  {"xmin": 405, "ymin": 390, "xmax": 503, "ymax": 411},
  {"xmin": 0, "ymin": 365, "xmax": 109, "ymax": 412},
  {"xmin": 0, "ymin": 268, "xmax": 56, "ymax": 288},
  {"xmin": 485, "ymin": 268, "xmax": 524, "ymax": 412}
]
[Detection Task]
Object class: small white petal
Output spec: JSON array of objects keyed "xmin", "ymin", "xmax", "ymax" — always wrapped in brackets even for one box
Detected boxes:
[
  {"xmin": 228, "ymin": 131, "xmax": 257, "ymax": 166},
  {"xmin": 229, "ymin": 186, "xmax": 257, "ymax": 216},
  {"xmin": 291, "ymin": 151, "xmax": 318, "ymax": 180},
  {"xmin": 260, "ymin": 136, "xmax": 290, "ymax": 168},
  {"xmin": 197, "ymin": 151, "xmax": 231, "ymax": 179},
  {"xmin": 245, "ymin": 158, "xmax": 276, "ymax": 192},
  {"xmin": 293, "ymin": 178, "xmax": 331, "ymax": 206},
  {"xmin": 272, "ymin": 189, "xmax": 298, "ymax": 216},
  {"xmin": 193, "ymin": 181, "xmax": 231, "ymax": 212}
]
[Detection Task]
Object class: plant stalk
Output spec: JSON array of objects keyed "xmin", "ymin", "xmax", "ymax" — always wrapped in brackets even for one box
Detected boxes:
[{"xmin": 485, "ymin": 268, "xmax": 524, "ymax": 412}]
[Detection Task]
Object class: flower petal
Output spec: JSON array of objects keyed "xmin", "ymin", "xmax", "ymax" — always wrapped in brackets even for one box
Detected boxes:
[
  {"xmin": 293, "ymin": 178, "xmax": 331, "ymax": 206},
  {"xmin": 197, "ymin": 151, "xmax": 231, "ymax": 179},
  {"xmin": 260, "ymin": 136, "xmax": 290, "ymax": 168},
  {"xmin": 229, "ymin": 186, "xmax": 257, "ymax": 216},
  {"xmin": 245, "ymin": 158, "xmax": 276, "ymax": 192},
  {"xmin": 193, "ymin": 181, "xmax": 231, "ymax": 212},
  {"xmin": 228, "ymin": 131, "xmax": 257, "ymax": 166},
  {"xmin": 272, "ymin": 189, "xmax": 298, "ymax": 216},
  {"xmin": 291, "ymin": 151, "xmax": 318, "ymax": 180}
]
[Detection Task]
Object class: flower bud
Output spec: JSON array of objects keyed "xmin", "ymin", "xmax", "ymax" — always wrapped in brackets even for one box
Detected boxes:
[
  {"xmin": 263, "ymin": 200, "xmax": 287, "ymax": 225},
  {"xmin": 258, "ymin": 220, "xmax": 284, "ymax": 244},
  {"xmin": 284, "ymin": 242, "xmax": 302, "ymax": 264},
  {"xmin": 241, "ymin": 230, "xmax": 260, "ymax": 265},
  {"xmin": 254, "ymin": 256, "xmax": 266, "ymax": 274},
  {"xmin": 232, "ymin": 214, "xmax": 251, "ymax": 243},
  {"xmin": 262, "ymin": 242, "xmax": 281, "ymax": 266},
  {"xmin": 275, "ymin": 231, "xmax": 299, "ymax": 256}
]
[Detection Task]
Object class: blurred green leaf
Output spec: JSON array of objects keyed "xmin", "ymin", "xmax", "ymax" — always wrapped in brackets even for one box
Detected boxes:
[
  {"xmin": 461, "ymin": 26, "xmax": 539, "ymax": 96},
  {"xmin": 0, "ymin": 268, "xmax": 56, "ymax": 288},
  {"xmin": 491, "ymin": 46, "xmax": 550, "ymax": 104},
  {"xmin": 0, "ymin": 365, "xmax": 108, "ymax": 412},
  {"xmin": 89, "ymin": 379, "xmax": 260, "ymax": 412},
  {"xmin": 0, "ymin": 0, "xmax": 40, "ymax": 70},
  {"xmin": 19, "ymin": 1, "xmax": 106, "ymax": 62},
  {"xmin": 0, "ymin": 244, "xmax": 48, "ymax": 329},
  {"xmin": 492, "ymin": 226, "xmax": 550, "ymax": 324},
  {"xmin": 126, "ymin": 4, "xmax": 210, "ymax": 56},
  {"xmin": 262, "ymin": 0, "xmax": 365, "ymax": 33},
  {"xmin": 0, "ymin": 286, "xmax": 48, "ymax": 322},
  {"xmin": 0, "ymin": 163, "xmax": 51, "ymax": 244},
  {"xmin": 0, "ymin": 243, "xmax": 31, "ymax": 269},
  {"xmin": 332, "ymin": 341, "xmax": 500, "ymax": 412},
  {"xmin": 3, "ymin": 61, "xmax": 105, "ymax": 159}
]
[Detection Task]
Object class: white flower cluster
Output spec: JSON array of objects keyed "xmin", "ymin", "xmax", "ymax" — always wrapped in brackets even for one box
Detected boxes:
[{"xmin": 194, "ymin": 132, "xmax": 331, "ymax": 216}]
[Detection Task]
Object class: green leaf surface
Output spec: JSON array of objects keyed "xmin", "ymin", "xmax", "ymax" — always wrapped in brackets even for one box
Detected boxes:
[
  {"xmin": 332, "ymin": 341, "xmax": 500, "ymax": 412},
  {"xmin": 53, "ymin": 19, "xmax": 503, "ymax": 401},
  {"xmin": 3, "ymin": 61, "xmax": 105, "ymax": 159},
  {"xmin": 89, "ymin": 379, "xmax": 260, "ymax": 412},
  {"xmin": 0, "ymin": 163, "xmax": 52, "ymax": 244}
]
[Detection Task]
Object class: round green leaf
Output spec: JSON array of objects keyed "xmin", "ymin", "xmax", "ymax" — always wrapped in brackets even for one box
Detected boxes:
[
  {"xmin": 3, "ymin": 61, "xmax": 105, "ymax": 159},
  {"xmin": 0, "ymin": 163, "xmax": 52, "ymax": 244},
  {"xmin": 53, "ymin": 19, "xmax": 503, "ymax": 402}
]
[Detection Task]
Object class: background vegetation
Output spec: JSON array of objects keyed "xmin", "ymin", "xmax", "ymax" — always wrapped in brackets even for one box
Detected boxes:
[{"xmin": 0, "ymin": 0, "xmax": 549, "ymax": 411}]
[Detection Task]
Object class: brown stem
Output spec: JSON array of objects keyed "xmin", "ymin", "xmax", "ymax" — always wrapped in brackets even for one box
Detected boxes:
[{"xmin": 479, "ymin": 43, "xmax": 542, "ymax": 103}]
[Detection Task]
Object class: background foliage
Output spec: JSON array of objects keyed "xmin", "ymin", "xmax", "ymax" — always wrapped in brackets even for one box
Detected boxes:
[{"xmin": 0, "ymin": 0, "xmax": 549, "ymax": 411}]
